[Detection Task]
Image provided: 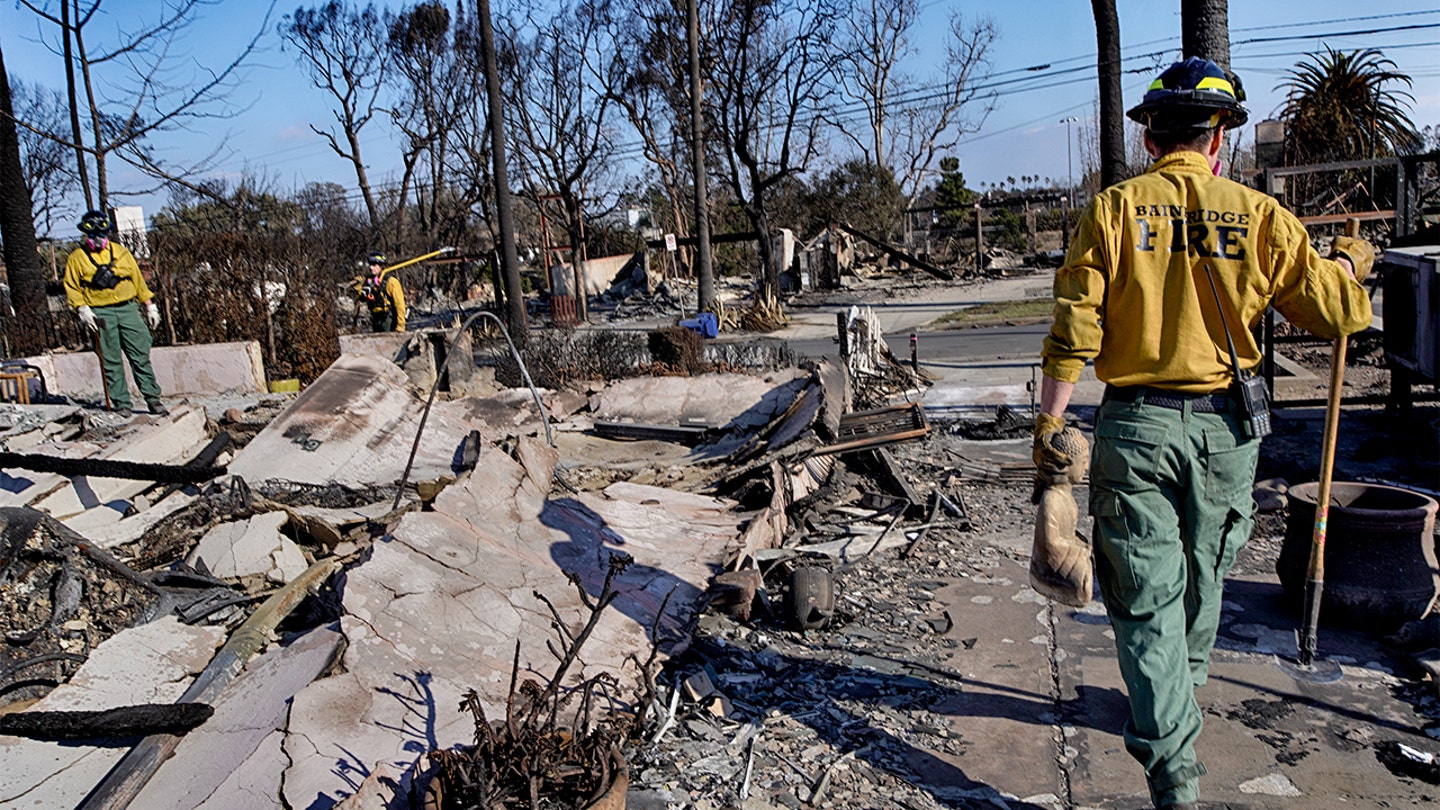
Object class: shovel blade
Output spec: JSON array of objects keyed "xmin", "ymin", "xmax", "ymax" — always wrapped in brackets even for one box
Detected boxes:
[{"xmin": 1274, "ymin": 653, "xmax": 1343, "ymax": 684}]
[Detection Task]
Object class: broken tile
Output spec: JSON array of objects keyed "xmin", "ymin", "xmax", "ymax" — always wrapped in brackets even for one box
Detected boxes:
[
  {"xmin": 0, "ymin": 617, "xmax": 225, "ymax": 808},
  {"xmin": 187, "ymin": 511, "xmax": 291, "ymax": 580},
  {"xmin": 34, "ymin": 406, "xmax": 209, "ymax": 522},
  {"xmin": 134, "ymin": 626, "xmax": 343, "ymax": 809}
]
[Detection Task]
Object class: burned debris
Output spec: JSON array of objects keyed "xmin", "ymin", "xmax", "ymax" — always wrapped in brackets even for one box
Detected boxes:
[{"xmin": 0, "ymin": 246, "xmax": 1435, "ymax": 810}]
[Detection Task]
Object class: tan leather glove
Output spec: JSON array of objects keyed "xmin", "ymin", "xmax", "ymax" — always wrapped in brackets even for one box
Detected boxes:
[
  {"xmin": 1030, "ymin": 424, "xmax": 1093, "ymax": 607},
  {"xmin": 1330, "ymin": 235, "xmax": 1374, "ymax": 283},
  {"xmin": 1031, "ymin": 482, "xmax": 1093, "ymax": 607},
  {"xmin": 1033, "ymin": 413, "xmax": 1071, "ymax": 473},
  {"xmin": 1034, "ymin": 421, "xmax": 1088, "ymax": 488}
]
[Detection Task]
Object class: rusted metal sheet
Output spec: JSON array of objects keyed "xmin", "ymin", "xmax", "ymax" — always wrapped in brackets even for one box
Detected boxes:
[{"xmin": 815, "ymin": 402, "xmax": 930, "ymax": 456}]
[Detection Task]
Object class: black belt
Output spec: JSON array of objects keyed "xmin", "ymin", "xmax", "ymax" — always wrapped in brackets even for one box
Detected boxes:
[{"xmin": 1103, "ymin": 385, "xmax": 1230, "ymax": 413}]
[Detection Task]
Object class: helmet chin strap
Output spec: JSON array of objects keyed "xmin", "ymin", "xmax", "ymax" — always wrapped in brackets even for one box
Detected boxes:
[{"xmin": 85, "ymin": 235, "xmax": 109, "ymax": 252}]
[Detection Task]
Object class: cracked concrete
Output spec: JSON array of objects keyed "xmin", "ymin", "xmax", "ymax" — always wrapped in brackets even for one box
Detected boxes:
[
  {"xmin": 0, "ymin": 617, "xmax": 225, "ymax": 808},
  {"xmin": 132, "ymin": 626, "xmax": 342, "ymax": 810},
  {"xmin": 280, "ymin": 436, "xmax": 743, "ymax": 807}
]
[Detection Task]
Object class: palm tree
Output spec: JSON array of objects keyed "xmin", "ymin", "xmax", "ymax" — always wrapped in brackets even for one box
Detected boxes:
[{"xmin": 1277, "ymin": 47, "xmax": 1420, "ymax": 166}]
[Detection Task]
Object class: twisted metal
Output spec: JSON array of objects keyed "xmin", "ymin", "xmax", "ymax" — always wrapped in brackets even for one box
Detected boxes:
[{"xmin": 393, "ymin": 310, "xmax": 553, "ymax": 512}]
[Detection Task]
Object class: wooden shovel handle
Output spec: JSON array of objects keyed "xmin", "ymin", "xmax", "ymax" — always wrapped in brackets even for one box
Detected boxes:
[{"xmin": 1307, "ymin": 217, "xmax": 1361, "ymax": 581}]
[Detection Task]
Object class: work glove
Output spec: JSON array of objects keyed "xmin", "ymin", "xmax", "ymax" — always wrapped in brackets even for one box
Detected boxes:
[
  {"xmin": 1030, "ymin": 423, "xmax": 1093, "ymax": 607},
  {"xmin": 1033, "ymin": 413, "xmax": 1074, "ymax": 475},
  {"xmin": 1330, "ymin": 235, "xmax": 1375, "ymax": 283},
  {"xmin": 144, "ymin": 301, "xmax": 161, "ymax": 330},
  {"xmin": 76, "ymin": 305, "xmax": 97, "ymax": 333}
]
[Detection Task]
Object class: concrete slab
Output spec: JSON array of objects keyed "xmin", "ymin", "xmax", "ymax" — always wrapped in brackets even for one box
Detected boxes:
[
  {"xmin": 922, "ymin": 558, "xmax": 1068, "ymax": 804},
  {"xmin": 593, "ymin": 372, "xmax": 807, "ymax": 430},
  {"xmin": 24, "ymin": 341, "xmax": 266, "ymax": 400},
  {"xmin": 0, "ymin": 617, "xmax": 226, "ymax": 808},
  {"xmin": 186, "ymin": 511, "xmax": 297, "ymax": 581},
  {"xmin": 82, "ymin": 490, "xmax": 197, "ymax": 549},
  {"xmin": 36, "ymin": 405, "xmax": 209, "ymax": 522},
  {"xmin": 133, "ymin": 626, "xmax": 343, "ymax": 810},
  {"xmin": 227, "ymin": 354, "xmax": 505, "ymax": 487},
  {"xmin": 193, "ymin": 731, "xmax": 287, "ymax": 810},
  {"xmin": 976, "ymin": 563, "xmax": 1440, "ymax": 810},
  {"xmin": 336, "ymin": 331, "xmax": 411, "ymax": 360},
  {"xmin": 281, "ymin": 438, "xmax": 740, "ymax": 807}
]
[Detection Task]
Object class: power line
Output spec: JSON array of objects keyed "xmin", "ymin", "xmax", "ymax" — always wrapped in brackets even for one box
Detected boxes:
[{"xmin": 177, "ymin": 9, "xmax": 1439, "ymax": 206}]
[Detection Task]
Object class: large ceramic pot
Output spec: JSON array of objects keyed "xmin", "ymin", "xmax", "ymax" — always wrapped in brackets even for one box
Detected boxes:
[
  {"xmin": 1277, "ymin": 481, "xmax": 1439, "ymax": 630},
  {"xmin": 419, "ymin": 740, "xmax": 627, "ymax": 810}
]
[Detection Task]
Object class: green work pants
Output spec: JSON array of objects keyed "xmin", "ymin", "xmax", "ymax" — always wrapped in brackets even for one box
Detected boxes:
[
  {"xmin": 370, "ymin": 309, "xmax": 396, "ymax": 333},
  {"xmin": 1088, "ymin": 394, "xmax": 1260, "ymax": 807},
  {"xmin": 91, "ymin": 300, "xmax": 161, "ymax": 411}
]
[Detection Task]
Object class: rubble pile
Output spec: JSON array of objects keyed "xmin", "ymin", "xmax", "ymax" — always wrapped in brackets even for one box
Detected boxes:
[{"xmin": 0, "ymin": 292, "xmax": 1437, "ymax": 810}]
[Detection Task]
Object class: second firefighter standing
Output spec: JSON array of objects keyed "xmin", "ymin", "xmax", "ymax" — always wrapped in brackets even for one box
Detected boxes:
[
  {"xmin": 356, "ymin": 251, "xmax": 406, "ymax": 332},
  {"xmin": 62, "ymin": 210, "xmax": 170, "ymax": 416}
]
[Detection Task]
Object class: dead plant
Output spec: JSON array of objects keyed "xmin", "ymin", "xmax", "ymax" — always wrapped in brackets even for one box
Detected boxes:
[{"xmin": 427, "ymin": 551, "xmax": 668, "ymax": 809}]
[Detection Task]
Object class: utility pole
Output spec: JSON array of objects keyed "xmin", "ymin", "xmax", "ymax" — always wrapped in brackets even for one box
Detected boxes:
[
  {"xmin": 687, "ymin": 0, "xmax": 715, "ymax": 313},
  {"xmin": 478, "ymin": 0, "xmax": 527, "ymax": 341},
  {"xmin": 1181, "ymin": 0, "xmax": 1230, "ymax": 68},
  {"xmin": 1061, "ymin": 116, "xmax": 1078, "ymax": 250}
]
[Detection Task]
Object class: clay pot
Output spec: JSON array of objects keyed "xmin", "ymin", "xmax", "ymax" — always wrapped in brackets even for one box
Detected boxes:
[
  {"xmin": 586, "ymin": 744, "xmax": 629, "ymax": 810},
  {"xmin": 1277, "ymin": 481, "xmax": 1440, "ymax": 630},
  {"xmin": 418, "ymin": 741, "xmax": 627, "ymax": 810}
]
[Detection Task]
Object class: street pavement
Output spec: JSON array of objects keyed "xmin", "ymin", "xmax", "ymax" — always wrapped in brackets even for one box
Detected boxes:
[{"xmin": 898, "ymin": 462, "xmax": 1440, "ymax": 809}]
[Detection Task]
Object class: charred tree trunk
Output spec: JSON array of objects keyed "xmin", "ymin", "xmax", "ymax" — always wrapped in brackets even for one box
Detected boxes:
[
  {"xmin": 60, "ymin": 0, "xmax": 92, "ymax": 210},
  {"xmin": 754, "ymin": 209, "xmax": 777, "ymax": 300},
  {"xmin": 478, "ymin": 0, "xmax": 526, "ymax": 342},
  {"xmin": 1092, "ymin": 0, "xmax": 1126, "ymax": 188},
  {"xmin": 1181, "ymin": 0, "xmax": 1230, "ymax": 68},
  {"xmin": 0, "ymin": 43, "xmax": 47, "ymax": 319}
]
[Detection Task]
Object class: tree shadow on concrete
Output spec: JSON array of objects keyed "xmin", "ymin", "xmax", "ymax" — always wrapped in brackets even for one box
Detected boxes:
[{"xmin": 540, "ymin": 496, "xmax": 713, "ymax": 654}]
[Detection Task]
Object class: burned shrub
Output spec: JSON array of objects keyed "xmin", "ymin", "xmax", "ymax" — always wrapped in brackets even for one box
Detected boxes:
[
  {"xmin": 494, "ymin": 330, "xmax": 647, "ymax": 388},
  {"xmin": 425, "ymin": 553, "xmax": 644, "ymax": 809},
  {"xmin": 647, "ymin": 326, "xmax": 703, "ymax": 374},
  {"xmin": 150, "ymin": 231, "xmax": 343, "ymax": 384}
]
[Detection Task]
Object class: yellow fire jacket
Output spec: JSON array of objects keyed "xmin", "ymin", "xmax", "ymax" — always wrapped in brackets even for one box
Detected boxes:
[
  {"xmin": 355, "ymin": 270, "xmax": 407, "ymax": 331},
  {"xmin": 63, "ymin": 241, "xmax": 154, "ymax": 309},
  {"xmin": 1042, "ymin": 151, "xmax": 1372, "ymax": 393}
]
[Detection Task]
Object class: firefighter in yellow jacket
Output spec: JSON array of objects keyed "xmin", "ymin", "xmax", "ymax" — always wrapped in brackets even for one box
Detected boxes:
[
  {"xmin": 1033, "ymin": 58, "xmax": 1373, "ymax": 809},
  {"xmin": 63, "ymin": 210, "xmax": 169, "ymax": 416},
  {"xmin": 356, "ymin": 251, "xmax": 406, "ymax": 332}
]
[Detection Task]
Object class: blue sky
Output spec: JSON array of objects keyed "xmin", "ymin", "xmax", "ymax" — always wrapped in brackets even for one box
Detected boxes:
[{"xmin": 3, "ymin": 1, "xmax": 1437, "ymax": 231}]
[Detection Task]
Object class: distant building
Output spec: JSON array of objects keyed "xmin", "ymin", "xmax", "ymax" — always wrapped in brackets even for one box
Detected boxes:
[{"xmin": 112, "ymin": 205, "xmax": 150, "ymax": 259}]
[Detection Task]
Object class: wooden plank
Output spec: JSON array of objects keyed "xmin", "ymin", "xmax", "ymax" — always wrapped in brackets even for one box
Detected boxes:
[{"xmin": 1297, "ymin": 209, "xmax": 1395, "ymax": 227}]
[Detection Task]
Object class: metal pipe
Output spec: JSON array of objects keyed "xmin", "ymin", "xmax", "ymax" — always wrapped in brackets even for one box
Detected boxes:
[
  {"xmin": 378, "ymin": 246, "xmax": 456, "ymax": 278},
  {"xmin": 392, "ymin": 310, "xmax": 552, "ymax": 512}
]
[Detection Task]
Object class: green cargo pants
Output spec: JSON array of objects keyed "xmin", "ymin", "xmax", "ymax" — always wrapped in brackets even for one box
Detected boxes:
[
  {"xmin": 1088, "ymin": 392, "xmax": 1260, "ymax": 807},
  {"xmin": 91, "ymin": 300, "xmax": 162, "ymax": 412}
]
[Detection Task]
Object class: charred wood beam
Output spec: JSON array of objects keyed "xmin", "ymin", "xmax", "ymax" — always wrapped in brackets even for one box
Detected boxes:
[
  {"xmin": 0, "ymin": 451, "xmax": 226, "ymax": 483},
  {"xmin": 834, "ymin": 223, "xmax": 954, "ymax": 281},
  {"xmin": 0, "ymin": 703, "xmax": 213, "ymax": 740},
  {"xmin": 592, "ymin": 420, "xmax": 710, "ymax": 445}
]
